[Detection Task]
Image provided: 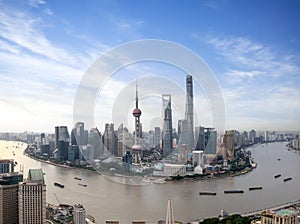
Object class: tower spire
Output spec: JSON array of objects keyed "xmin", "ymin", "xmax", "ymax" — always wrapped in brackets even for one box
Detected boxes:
[
  {"xmin": 165, "ymin": 199, "xmax": 175, "ymax": 224},
  {"xmin": 135, "ymin": 80, "xmax": 138, "ymax": 109}
]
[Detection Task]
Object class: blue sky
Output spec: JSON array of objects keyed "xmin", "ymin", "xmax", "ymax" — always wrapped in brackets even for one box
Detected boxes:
[{"xmin": 0, "ymin": 0, "xmax": 299, "ymax": 133}]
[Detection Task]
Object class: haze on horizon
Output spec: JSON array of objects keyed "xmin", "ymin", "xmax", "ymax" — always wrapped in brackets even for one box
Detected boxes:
[{"xmin": 0, "ymin": 0, "xmax": 299, "ymax": 133}]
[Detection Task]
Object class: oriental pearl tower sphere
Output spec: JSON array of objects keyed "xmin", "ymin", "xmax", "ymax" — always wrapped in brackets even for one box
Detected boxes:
[{"xmin": 132, "ymin": 82, "xmax": 142, "ymax": 165}]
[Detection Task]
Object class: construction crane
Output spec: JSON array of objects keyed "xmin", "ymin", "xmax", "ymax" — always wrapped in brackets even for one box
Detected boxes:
[{"xmin": 53, "ymin": 193, "xmax": 61, "ymax": 205}]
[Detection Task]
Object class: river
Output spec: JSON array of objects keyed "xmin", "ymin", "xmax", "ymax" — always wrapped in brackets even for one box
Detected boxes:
[{"xmin": 1, "ymin": 140, "xmax": 299, "ymax": 223}]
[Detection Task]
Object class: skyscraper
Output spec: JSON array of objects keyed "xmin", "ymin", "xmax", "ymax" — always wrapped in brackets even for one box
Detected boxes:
[
  {"xmin": 154, "ymin": 127, "xmax": 161, "ymax": 149},
  {"xmin": 103, "ymin": 123, "xmax": 117, "ymax": 156},
  {"xmin": 19, "ymin": 168, "xmax": 46, "ymax": 224},
  {"xmin": 162, "ymin": 94, "xmax": 173, "ymax": 158},
  {"xmin": 195, "ymin": 127, "xmax": 217, "ymax": 155},
  {"xmin": 0, "ymin": 159, "xmax": 14, "ymax": 173},
  {"xmin": 89, "ymin": 127, "xmax": 104, "ymax": 159},
  {"xmin": 54, "ymin": 126, "xmax": 70, "ymax": 161},
  {"xmin": 55, "ymin": 126, "xmax": 69, "ymax": 148},
  {"xmin": 0, "ymin": 171, "xmax": 23, "ymax": 224},
  {"xmin": 223, "ymin": 130, "xmax": 234, "ymax": 160},
  {"xmin": 185, "ymin": 75, "xmax": 195, "ymax": 149}
]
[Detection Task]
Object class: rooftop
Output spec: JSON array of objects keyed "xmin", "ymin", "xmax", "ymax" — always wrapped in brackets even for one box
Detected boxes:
[
  {"xmin": 275, "ymin": 209, "xmax": 296, "ymax": 216},
  {"xmin": 28, "ymin": 168, "xmax": 44, "ymax": 182}
]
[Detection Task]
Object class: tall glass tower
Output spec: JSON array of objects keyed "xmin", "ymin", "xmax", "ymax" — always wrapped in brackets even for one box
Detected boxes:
[
  {"xmin": 185, "ymin": 75, "xmax": 195, "ymax": 149},
  {"xmin": 162, "ymin": 94, "xmax": 173, "ymax": 158}
]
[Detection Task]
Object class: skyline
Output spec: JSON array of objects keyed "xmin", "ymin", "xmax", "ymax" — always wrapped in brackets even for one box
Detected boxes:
[{"xmin": 0, "ymin": 0, "xmax": 300, "ymax": 132}]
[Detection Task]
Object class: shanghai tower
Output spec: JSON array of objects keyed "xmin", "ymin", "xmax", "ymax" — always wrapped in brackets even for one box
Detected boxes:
[{"xmin": 185, "ymin": 75, "xmax": 195, "ymax": 148}]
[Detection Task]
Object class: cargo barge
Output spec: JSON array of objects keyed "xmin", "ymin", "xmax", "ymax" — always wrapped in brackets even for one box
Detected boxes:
[
  {"xmin": 274, "ymin": 174, "xmax": 281, "ymax": 178},
  {"xmin": 249, "ymin": 186, "xmax": 263, "ymax": 191},
  {"xmin": 283, "ymin": 177, "xmax": 292, "ymax": 182},
  {"xmin": 54, "ymin": 182, "xmax": 64, "ymax": 188},
  {"xmin": 224, "ymin": 190, "xmax": 244, "ymax": 194},
  {"xmin": 199, "ymin": 192, "xmax": 217, "ymax": 196}
]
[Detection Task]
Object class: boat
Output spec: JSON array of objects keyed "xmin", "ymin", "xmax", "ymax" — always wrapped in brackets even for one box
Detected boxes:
[
  {"xmin": 274, "ymin": 174, "xmax": 281, "ymax": 178},
  {"xmin": 199, "ymin": 191, "xmax": 217, "ymax": 196},
  {"xmin": 224, "ymin": 190, "xmax": 244, "ymax": 194},
  {"xmin": 74, "ymin": 177, "xmax": 82, "ymax": 180},
  {"xmin": 154, "ymin": 179, "xmax": 166, "ymax": 184},
  {"xmin": 54, "ymin": 182, "xmax": 64, "ymax": 188},
  {"xmin": 78, "ymin": 183, "xmax": 87, "ymax": 187},
  {"xmin": 277, "ymin": 158, "xmax": 281, "ymax": 161},
  {"xmin": 283, "ymin": 177, "xmax": 292, "ymax": 182},
  {"xmin": 249, "ymin": 186, "xmax": 263, "ymax": 191}
]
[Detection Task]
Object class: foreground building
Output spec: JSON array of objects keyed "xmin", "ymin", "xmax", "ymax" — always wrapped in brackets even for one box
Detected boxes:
[
  {"xmin": 74, "ymin": 204, "xmax": 86, "ymax": 224},
  {"xmin": 0, "ymin": 172, "xmax": 23, "ymax": 224},
  {"xmin": 19, "ymin": 168, "xmax": 46, "ymax": 224},
  {"xmin": 261, "ymin": 209, "xmax": 298, "ymax": 224}
]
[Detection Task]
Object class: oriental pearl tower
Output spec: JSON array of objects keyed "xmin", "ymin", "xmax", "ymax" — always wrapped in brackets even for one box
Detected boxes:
[{"xmin": 131, "ymin": 82, "xmax": 142, "ymax": 165}]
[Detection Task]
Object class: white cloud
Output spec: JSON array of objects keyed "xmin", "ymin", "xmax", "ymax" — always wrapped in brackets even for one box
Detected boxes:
[
  {"xmin": 28, "ymin": 0, "xmax": 46, "ymax": 8},
  {"xmin": 207, "ymin": 36, "xmax": 300, "ymax": 78},
  {"xmin": 225, "ymin": 69, "xmax": 266, "ymax": 82},
  {"xmin": 0, "ymin": 7, "xmax": 84, "ymax": 68}
]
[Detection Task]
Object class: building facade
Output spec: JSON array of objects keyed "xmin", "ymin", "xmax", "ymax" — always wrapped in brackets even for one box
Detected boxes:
[
  {"xmin": 261, "ymin": 209, "xmax": 298, "ymax": 224},
  {"xmin": 19, "ymin": 169, "xmax": 46, "ymax": 224},
  {"xmin": 73, "ymin": 204, "xmax": 86, "ymax": 224},
  {"xmin": 0, "ymin": 172, "xmax": 23, "ymax": 224}
]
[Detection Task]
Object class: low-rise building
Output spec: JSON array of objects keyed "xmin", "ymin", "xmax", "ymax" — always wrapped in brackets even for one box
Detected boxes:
[{"xmin": 261, "ymin": 209, "xmax": 298, "ymax": 224}]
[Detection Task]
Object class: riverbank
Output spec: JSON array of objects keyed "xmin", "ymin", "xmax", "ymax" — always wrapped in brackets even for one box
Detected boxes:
[{"xmin": 26, "ymin": 154, "xmax": 101, "ymax": 175}]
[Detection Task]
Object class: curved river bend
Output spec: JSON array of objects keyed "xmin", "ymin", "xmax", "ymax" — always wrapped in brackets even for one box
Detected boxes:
[{"xmin": 1, "ymin": 141, "xmax": 299, "ymax": 223}]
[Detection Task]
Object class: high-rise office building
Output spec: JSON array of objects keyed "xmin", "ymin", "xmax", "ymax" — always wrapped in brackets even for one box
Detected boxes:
[
  {"xmin": 89, "ymin": 128, "xmax": 104, "ymax": 159},
  {"xmin": 68, "ymin": 145, "xmax": 79, "ymax": 162},
  {"xmin": 117, "ymin": 124, "xmax": 132, "ymax": 158},
  {"xmin": 162, "ymin": 94, "xmax": 173, "ymax": 158},
  {"xmin": 195, "ymin": 127, "xmax": 217, "ymax": 155},
  {"xmin": 249, "ymin": 129, "xmax": 256, "ymax": 143},
  {"xmin": 73, "ymin": 204, "xmax": 86, "ymax": 224},
  {"xmin": 54, "ymin": 126, "xmax": 70, "ymax": 161},
  {"xmin": 264, "ymin": 131, "xmax": 269, "ymax": 142},
  {"xmin": 177, "ymin": 119, "xmax": 188, "ymax": 148},
  {"xmin": 223, "ymin": 130, "xmax": 234, "ymax": 160},
  {"xmin": 74, "ymin": 122, "xmax": 85, "ymax": 146},
  {"xmin": 185, "ymin": 75, "xmax": 195, "ymax": 149},
  {"xmin": 205, "ymin": 130, "xmax": 217, "ymax": 155},
  {"xmin": 103, "ymin": 123, "xmax": 117, "ymax": 156},
  {"xmin": 0, "ymin": 159, "xmax": 14, "ymax": 174},
  {"xmin": 154, "ymin": 127, "xmax": 161, "ymax": 149},
  {"xmin": 55, "ymin": 126, "xmax": 69, "ymax": 148},
  {"xmin": 0, "ymin": 171, "xmax": 23, "ymax": 224},
  {"xmin": 19, "ymin": 168, "xmax": 46, "ymax": 224}
]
